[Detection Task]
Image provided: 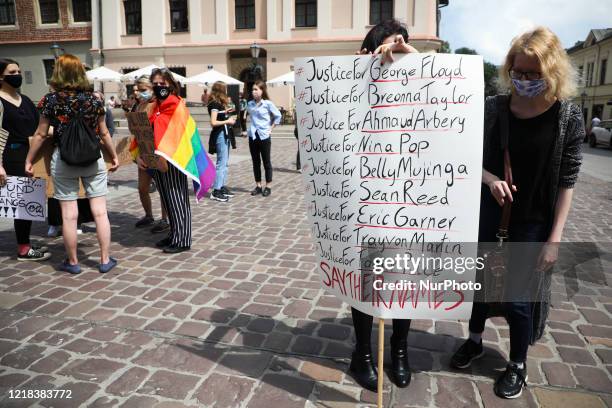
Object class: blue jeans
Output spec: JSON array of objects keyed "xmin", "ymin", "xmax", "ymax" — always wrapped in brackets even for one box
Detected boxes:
[{"xmin": 213, "ymin": 135, "xmax": 229, "ymax": 190}]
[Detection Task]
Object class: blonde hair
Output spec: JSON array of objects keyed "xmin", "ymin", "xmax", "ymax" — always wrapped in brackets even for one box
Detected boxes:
[
  {"xmin": 136, "ymin": 74, "xmax": 152, "ymax": 88},
  {"xmin": 208, "ymin": 81, "xmax": 229, "ymax": 107},
  {"xmin": 500, "ymin": 26, "xmax": 577, "ymax": 101},
  {"xmin": 50, "ymin": 54, "xmax": 91, "ymax": 91}
]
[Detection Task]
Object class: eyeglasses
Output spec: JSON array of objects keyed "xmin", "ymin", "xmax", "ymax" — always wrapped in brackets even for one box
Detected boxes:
[{"xmin": 508, "ymin": 69, "xmax": 542, "ymax": 80}]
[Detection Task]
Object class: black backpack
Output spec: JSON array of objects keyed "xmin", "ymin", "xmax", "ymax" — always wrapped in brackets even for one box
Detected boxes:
[{"xmin": 59, "ymin": 113, "xmax": 101, "ymax": 166}]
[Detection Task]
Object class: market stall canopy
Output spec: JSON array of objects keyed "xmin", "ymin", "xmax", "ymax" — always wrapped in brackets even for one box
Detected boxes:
[
  {"xmin": 183, "ymin": 68, "xmax": 243, "ymax": 86},
  {"xmin": 86, "ymin": 66, "xmax": 122, "ymax": 82},
  {"xmin": 267, "ymin": 71, "xmax": 295, "ymax": 86}
]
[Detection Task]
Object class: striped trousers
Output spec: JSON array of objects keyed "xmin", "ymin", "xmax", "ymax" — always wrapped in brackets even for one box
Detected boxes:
[{"xmin": 151, "ymin": 163, "xmax": 192, "ymax": 248}]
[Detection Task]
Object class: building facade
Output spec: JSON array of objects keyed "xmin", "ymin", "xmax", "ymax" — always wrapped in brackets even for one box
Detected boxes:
[
  {"xmin": 92, "ymin": 0, "xmax": 443, "ymax": 109},
  {"xmin": 568, "ymin": 29, "xmax": 612, "ymax": 123},
  {"xmin": 0, "ymin": 0, "xmax": 93, "ymax": 101}
]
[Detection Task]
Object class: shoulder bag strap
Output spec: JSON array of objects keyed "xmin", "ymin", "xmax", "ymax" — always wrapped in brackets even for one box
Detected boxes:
[{"xmin": 496, "ymin": 95, "xmax": 513, "ymax": 240}]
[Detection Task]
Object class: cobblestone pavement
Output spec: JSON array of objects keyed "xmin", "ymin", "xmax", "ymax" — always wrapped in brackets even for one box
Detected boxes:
[{"xmin": 0, "ymin": 138, "xmax": 610, "ymax": 407}]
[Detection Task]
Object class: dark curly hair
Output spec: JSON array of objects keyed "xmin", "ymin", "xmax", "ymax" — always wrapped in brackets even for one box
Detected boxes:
[{"xmin": 360, "ymin": 19, "xmax": 409, "ymax": 53}]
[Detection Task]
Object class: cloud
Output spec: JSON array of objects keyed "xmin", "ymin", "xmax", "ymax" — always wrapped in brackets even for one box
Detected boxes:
[{"xmin": 440, "ymin": 0, "xmax": 612, "ymax": 64}]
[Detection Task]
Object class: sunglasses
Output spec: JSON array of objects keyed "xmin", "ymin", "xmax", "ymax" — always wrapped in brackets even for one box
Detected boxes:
[{"xmin": 508, "ymin": 69, "xmax": 542, "ymax": 81}]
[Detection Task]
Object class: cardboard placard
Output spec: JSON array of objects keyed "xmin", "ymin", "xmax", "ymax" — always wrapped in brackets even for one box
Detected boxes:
[
  {"xmin": 295, "ymin": 54, "xmax": 485, "ymax": 319},
  {"xmin": 0, "ymin": 176, "xmax": 47, "ymax": 221}
]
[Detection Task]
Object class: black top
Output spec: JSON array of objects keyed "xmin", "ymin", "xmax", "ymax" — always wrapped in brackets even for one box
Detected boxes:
[
  {"xmin": 507, "ymin": 100, "xmax": 560, "ymax": 224},
  {"xmin": 0, "ymin": 94, "xmax": 39, "ymax": 145},
  {"xmin": 207, "ymin": 100, "xmax": 228, "ymax": 141}
]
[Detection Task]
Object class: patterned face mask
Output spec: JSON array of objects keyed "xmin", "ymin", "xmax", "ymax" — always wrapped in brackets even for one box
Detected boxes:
[{"xmin": 512, "ymin": 78, "xmax": 547, "ymax": 98}]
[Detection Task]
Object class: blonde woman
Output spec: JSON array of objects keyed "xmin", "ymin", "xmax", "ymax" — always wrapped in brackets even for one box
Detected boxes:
[{"xmin": 450, "ymin": 27, "xmax": 584, "ymax": 399}]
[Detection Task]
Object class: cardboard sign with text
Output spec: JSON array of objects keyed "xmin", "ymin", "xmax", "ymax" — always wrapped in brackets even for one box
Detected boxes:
[
  {"xmin": 295, "ymin": 54, "xmax": 484, "ymax": 319},
  {"xmin": 126, "ymin": 112, "xmax": 166, "ymax": 171},
  {"xmin": 0, "ymin": 176, "xmax": 46, "ymax": 221}
]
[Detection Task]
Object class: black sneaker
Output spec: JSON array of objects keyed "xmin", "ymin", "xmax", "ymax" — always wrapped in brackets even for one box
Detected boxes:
[
  {"xmin": 450, "ymin": 339, "xmax": 484, "ymax": 369},
  {"xmin": 221, "ymin": 186, "xmax": 235, "ymax": 197},
  {"xmin": 151, "ymin": 219, "xmax": 169, "ymax": 234},
  {"xmin": 262, "ymin": 187, "xmax": 271, "ymax": 197},
  {"xmin": 155, "ymin": 237, "xmax": 171, "ymax": 248},
  {"xmin": 135, "ymin": 216, "xmax": 155, "ymax": 228},
  {"xmin": 17, "ymin": 248, "xmax": 51, "ymax": 262},
  {"xmin": 494, "ymin": 363, "xmax": 528, "ymax": 399},
  {"xmin": 211, "ymin": 189, "xmax": 229, "ymax": 202},
  {"xmin": 251, "ymin": 186, "xmax": 262, "ymax": 196}
]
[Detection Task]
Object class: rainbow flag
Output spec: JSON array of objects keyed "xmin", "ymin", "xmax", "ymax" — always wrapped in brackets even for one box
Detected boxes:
[
  {"xmin": 129, "ymin": 137, "xmax": 139, "ymax": 160},
  {"xmin": 153, "ymin": 99, "xmax": 215, "ymax": 201}
]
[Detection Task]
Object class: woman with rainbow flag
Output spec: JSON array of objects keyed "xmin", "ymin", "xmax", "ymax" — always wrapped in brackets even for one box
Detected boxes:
[{"xmin": 141, "ymin": 68, "xmax": 215, "ymax": 254}]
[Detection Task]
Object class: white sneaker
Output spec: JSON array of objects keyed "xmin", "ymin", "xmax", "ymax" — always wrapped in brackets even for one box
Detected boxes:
[
  {"xmin": 77, "ymin": 228, "xmax": 83, "ymax": 235},
  {"xmin": 47, "ymin": 226, "xmax": 61, "ymax": 237}
]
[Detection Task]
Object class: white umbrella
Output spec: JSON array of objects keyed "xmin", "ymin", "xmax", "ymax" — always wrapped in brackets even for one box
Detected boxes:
[
  {"xmin": 267, "ymin": 71, "xmax": 295, "ymax": 87},
  {"xmin": 120, "ymin": 64, "xmax": 186, "ymax": 83},
  {"xmin": 183, "ymin": 68, "xmax": 243, "ymax": 86},
  {"xmin": 86, "ymin": 66, "xmax": 122, "ymax": 82}
]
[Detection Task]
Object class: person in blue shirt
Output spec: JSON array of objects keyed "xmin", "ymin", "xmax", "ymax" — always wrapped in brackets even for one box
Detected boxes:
[{"xmin": 247, "ymin": 80, "xmax": 281, "ymax": 197}]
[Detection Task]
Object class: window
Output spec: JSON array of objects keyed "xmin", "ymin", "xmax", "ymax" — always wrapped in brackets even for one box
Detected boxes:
[
  {"xmin": 295, "ymin": 0, "xmax": 316, "ymax": 28},
  {"xmin": 600, "ymin": 59, "xmax": 607, "ymax": 85},
  {"xmin": 168, "ymin": 67, "xmax": 186, "ymax": 98},
  {"xmin": 72, "ymin": 0, "xmax": 91, "ymax": 22},
  {"xmin": 235, "ymin": 0, "xmax": 255, "ymax": 29},
  {"xmin": 0, "ymin": 0, "xmax": 15, "ymax": 25},
  {"xmin": 586, "ymin": 62, "xmax": 594, "ymax": 86},
  {"xmin": 124, "ymin": 0, "xmax": 141, "ymax": 34},
  {"xmin": 43, "ymin": 59, "xmax": 55, "ymax": 84},
  {"xmin": 169, "ymin": 0, "xmax": 188, "ymax": 32},
  {"xmin": 370, "ymin": 0, "xmax": 393, "ymax": 25},
  {"xmin": 39, "ymin": 0, "xmax": 59, "ymax": 24}
]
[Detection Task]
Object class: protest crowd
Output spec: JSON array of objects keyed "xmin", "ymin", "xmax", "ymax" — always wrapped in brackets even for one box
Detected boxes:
[{"xmin": 0, "ymin": 18, "xmax": 585, "ymax": 401}]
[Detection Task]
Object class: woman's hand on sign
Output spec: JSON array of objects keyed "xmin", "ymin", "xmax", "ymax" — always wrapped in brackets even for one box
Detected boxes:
[
  {"xmin": 136, "ymin": 156, "xmax": 148, "ymax": 171},
  {"xmin": 24, "ymin": 161, "xmax": 34, "ymax": 178},
  {"xmin": 0, "ymin": 165, "xmax": 7, "ymax": 187},
  {"xmin": 536, "ymin": 241, "xmax": 559, "ymax": 272},
  {"xmin": 226, "ymin": 116, "xmax": 237, "ymax": 126},
  {"xmin": 488, "ymin": 179, "xmax": 516, "ymax": 206},
  {"xmin": 375, "ymin": 35, "xmax": 419, "ymax": 65}
]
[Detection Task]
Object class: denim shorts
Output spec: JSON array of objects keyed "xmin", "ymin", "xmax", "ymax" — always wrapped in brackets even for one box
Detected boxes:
[{"xmin": 51, "ymin": 147, "xmax": 108, "ymax": 201}]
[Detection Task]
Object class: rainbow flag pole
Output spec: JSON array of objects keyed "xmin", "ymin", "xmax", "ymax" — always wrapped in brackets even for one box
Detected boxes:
[{"xmin": 154, "ymin": 101, "xmax": 216, "ymax": 201}]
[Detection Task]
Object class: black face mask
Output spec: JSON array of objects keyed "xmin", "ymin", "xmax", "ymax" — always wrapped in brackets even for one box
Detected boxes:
[
  {"xmin": 153, "ymin": 85, "xmax": 170, "ymax": 100},
  {"xmin": 2, "ymin": 74, "xmax": 23, "ymax": 89}
]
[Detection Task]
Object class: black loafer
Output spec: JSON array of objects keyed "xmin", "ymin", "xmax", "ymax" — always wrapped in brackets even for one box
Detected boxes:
[
  {"xmin": 251, "ymin": 186, "xmax": 262, "ymax": 196},
  {"xmin": 163, "ymin": 246, "xmax": 190, "ymax": 254},
  {"xmin": 262, "ymin": 187, "xmax": 271, "ymax": 197},
  {"xmin": 155, "ymin": 237, "xmax": 171, "ymax": 248},
  {"xmin": 349, "ymin": 351, "xmax": 378, "ymax": 392},
  {"xmin": 390, "ymin": 343, "xmax": 411, "ymax": 388}
]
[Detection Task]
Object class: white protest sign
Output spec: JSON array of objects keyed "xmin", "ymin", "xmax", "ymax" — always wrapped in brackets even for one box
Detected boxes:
[
  {"xmin": 0, "ymin": 177, "xmax": 47, "ymax": 222},
  {"xmin": 295, "ymin": 53, "xmax": 484, "ymax": 319}
]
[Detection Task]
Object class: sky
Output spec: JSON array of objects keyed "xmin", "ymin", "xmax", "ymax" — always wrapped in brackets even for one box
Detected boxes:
[{"xmin": 439, "ymin": 0, "xmax": 612, "ymax": 65}]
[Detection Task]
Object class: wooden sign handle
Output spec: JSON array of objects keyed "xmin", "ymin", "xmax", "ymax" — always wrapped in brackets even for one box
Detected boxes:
[{"xmin": 378, "ymin": 318, "xmax": 384, "ymax": 408}]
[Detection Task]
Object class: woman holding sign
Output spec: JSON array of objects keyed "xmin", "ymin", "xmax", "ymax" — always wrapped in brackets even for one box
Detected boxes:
[
  {"xmin": 25, "ymin": 54, "xmax": 119, "ymax": 274},
  {"xmin": 0, "ymin": 58, "xmax": 51, "ymax": 261},
  {"xmin": 348, "ymin": 19, "xmax": 418, "ymax": 392},
  {"xmin": 133, "ymin": 75, "xmax": 169, "ymax": 233},
  {"xmin": 450, "ymin": 27, "xmax": 584, "ymax": 399}
]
